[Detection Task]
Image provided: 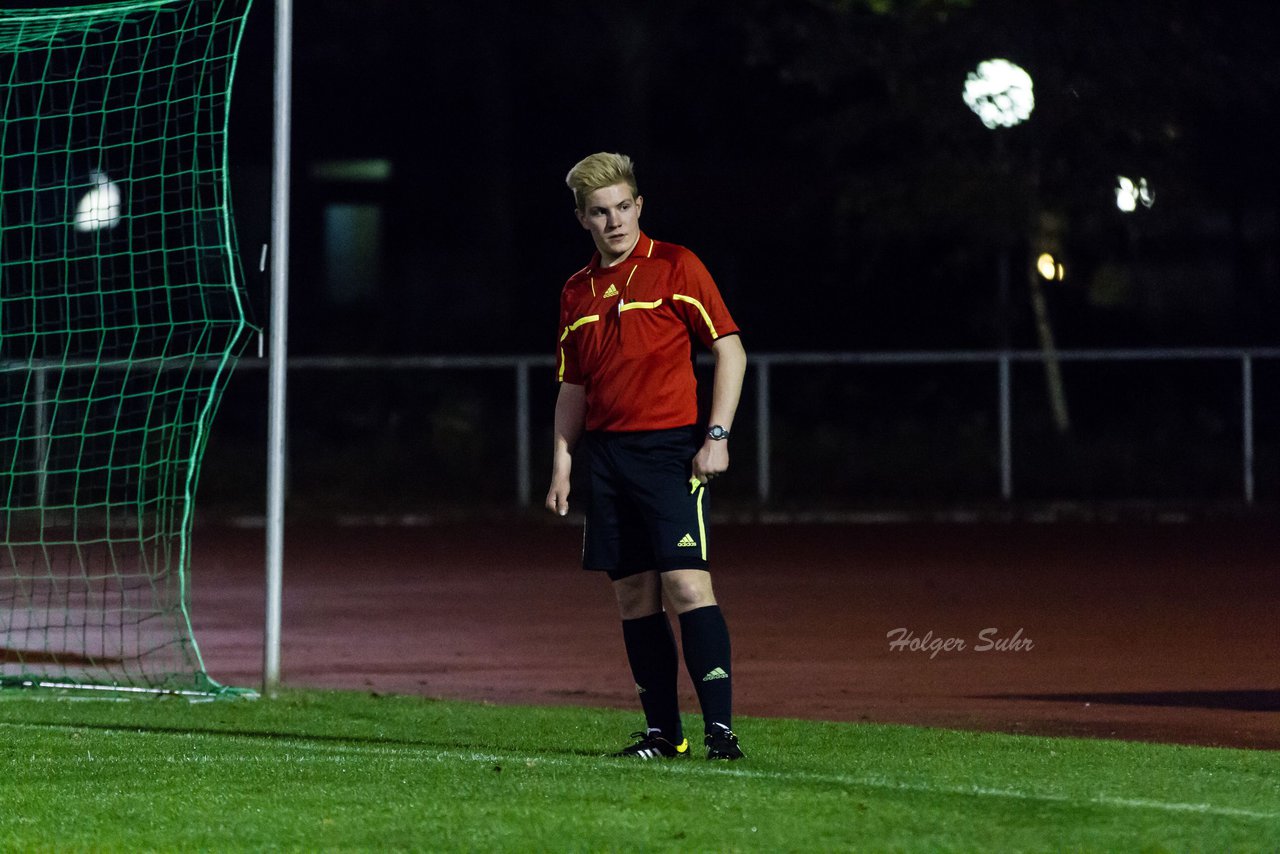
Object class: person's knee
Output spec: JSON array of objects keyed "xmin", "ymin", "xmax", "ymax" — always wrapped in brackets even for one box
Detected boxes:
[{"xmin": 661, "ymin": 570, "xmax": 716, "ymax": 614}]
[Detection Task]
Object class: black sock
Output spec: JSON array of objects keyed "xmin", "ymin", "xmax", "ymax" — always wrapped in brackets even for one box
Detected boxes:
[
  {"xmin": 621, "ymin": 612, "xmax": 682, "ymax": 742},
  {"xmin": 678, "ymin": 605, "xmax": 733, "ymax": 734}
]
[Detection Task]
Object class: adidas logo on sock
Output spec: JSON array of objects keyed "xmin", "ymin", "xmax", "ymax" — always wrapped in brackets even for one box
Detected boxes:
[
  {"xmin": 603, "ymin": 284, "xmax": 619, "ymax": 298},
  {"xmin": 702, "ymin": 667, "xmax": 729, "ymax": 682},
  {"xmin": 677, "ymin": 533, "xmax": 697, "ymax": 548}
]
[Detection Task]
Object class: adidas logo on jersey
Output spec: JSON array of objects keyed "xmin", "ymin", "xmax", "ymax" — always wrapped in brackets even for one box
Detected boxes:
[
  {"xmin": 602, "ymin": 284, "xmax": 619, "ymax": 298},
  {"xmin": 677, "ymin": 533, "xmax": 697, "ymax": 548},
  {"xmin": 702, "ymin": 667, "xmax": 729, "ymax": 682}
]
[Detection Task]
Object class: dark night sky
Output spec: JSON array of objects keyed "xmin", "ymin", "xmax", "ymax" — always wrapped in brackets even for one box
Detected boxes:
[{"xmin": 225, "ymin": 0, "xmax": 1280, "ymax": 356}]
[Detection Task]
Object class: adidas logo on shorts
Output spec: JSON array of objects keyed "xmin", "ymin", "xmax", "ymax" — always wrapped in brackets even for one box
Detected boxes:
[
  {"xmin": 702, "ymin": 667, "xmax": 729, "ymax": 682},
  {"xmin": 677, "ymin": 533, "xmax": 697, "ymax": 548}
]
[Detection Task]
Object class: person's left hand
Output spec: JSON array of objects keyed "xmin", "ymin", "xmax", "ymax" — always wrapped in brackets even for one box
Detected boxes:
[{"xmin": 692, "ymin": 438, "xmax": 729, "ymax": 485}]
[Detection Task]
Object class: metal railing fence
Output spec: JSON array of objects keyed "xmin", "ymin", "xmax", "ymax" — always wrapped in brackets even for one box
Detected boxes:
[
  {"xmin": 7, "ymin": 348, "xmax": 1278, "ymax": 509},
  {"xmin": 228, "ymin": 347, "xmax": 1280, "ymax": 507}
]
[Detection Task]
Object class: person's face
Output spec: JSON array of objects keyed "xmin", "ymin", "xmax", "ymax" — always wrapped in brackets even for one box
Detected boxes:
[{"xmin": 577, "ymin": 182, "xmax": 643, "ymax": 266}]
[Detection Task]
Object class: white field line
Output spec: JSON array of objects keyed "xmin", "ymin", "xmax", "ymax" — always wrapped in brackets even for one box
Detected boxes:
[{"xmin": 4, "ymin": 722, "xmax": 1277, "ymax": 823}]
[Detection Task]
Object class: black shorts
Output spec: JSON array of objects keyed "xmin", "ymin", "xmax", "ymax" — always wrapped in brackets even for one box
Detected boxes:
[{"xmin": 581, "ymin": 426, "xmax": 709, "ymax": 580}]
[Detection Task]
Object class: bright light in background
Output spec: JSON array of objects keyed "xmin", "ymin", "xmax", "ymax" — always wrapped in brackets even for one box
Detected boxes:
[
  {"xmin": 1115, "ymin": 176, "xmax": 1154, "ymax": 213},
  {"xmin": 1036, "ymin": 252, "xmax": 1064, "ymax": 281},
  {"xmin": 962, "ymin": 59, "xmax": 1034, "ymax": 129},
  {"xmin": 73, "ymin": 170, "xmax": 123, "ymax": 232}
]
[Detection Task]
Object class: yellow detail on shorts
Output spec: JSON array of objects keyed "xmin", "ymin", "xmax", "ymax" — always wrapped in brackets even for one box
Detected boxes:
[
  {"xmin": 677, "ymin": 533, "xmax": 698, "ymax": 548},
  {"xmin": 673, "ymin": 293, "xmax": 718, "ymax": 339},
  {"xmin": 695, "ymin": 485, "xmax": 707, "ymax": 560}
]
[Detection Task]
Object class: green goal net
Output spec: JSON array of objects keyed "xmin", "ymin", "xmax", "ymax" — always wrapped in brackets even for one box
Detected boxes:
[{"xmin": 0, "ymin": 0, "xmax": 256, "ymax": 695}]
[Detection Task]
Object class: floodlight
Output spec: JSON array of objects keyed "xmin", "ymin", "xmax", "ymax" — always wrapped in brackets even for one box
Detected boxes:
[
  {"xmin": 73, "ymin": 170, "xmax": 123, "ymax": 231},
  {"xmin": 962, "ymin": 59, "xmax": 1034, "ymax": 129},
  {"xmin": 1036, "ymin": 252, "xmax": 1064, "ymax": 281},
  {"xmin": 1116, "ymin": 176, "xmax": 1154, "ymax": 213}
]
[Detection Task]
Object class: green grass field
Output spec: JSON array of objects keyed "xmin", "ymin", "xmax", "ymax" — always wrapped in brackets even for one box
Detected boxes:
[{"xmin": 1, "ymin": 690, "xmax": 1277, "ymax": 852}]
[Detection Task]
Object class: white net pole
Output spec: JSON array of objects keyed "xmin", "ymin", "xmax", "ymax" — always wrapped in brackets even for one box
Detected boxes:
[{"xmin": 264, "ymin": 0, "xmax": 293, "ymax": 696}]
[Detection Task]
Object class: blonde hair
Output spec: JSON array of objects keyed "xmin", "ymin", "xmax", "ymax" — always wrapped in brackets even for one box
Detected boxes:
[{"xmin": 565, "ymin": 152, "xmax": 638, "ymax": 212}]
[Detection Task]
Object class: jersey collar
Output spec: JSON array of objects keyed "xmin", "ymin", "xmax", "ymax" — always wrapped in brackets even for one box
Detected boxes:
[{"xmin": 589, "ymin": 231, "xmax": 655, "ymax": 272}]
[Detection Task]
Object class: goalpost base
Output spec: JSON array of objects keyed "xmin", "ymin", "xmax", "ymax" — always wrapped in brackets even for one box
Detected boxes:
[{"xmin": 0, "ymin": 673, "xmax": 259, "ymax": 701}]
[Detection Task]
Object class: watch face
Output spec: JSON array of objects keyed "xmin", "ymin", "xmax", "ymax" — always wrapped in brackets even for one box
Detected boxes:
[{"xmin": 708, "ymin": 425, "xmax": 728, "ymax": 440}]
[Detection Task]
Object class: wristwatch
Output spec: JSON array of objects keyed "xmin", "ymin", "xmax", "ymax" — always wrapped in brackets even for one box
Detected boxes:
[{"xmin": 706, "ymin": 425, "xmax": 730, "ymax": 441}]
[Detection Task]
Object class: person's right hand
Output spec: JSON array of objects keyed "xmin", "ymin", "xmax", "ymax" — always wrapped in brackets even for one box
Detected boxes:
[{"xmin": 545, "ymin": 474, "xmax": 571, "ymax": 516}]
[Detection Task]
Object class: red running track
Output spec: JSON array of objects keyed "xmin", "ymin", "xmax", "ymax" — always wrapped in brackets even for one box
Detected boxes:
[{"xmin": 190, "ymin": 518, "xmax": 1280, "ymax": 750}]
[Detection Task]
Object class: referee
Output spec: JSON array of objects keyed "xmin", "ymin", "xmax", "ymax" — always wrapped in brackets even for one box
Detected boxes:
[{"xmin": 546, "ymin": 152, "xmax": 748, "ymax": 761}]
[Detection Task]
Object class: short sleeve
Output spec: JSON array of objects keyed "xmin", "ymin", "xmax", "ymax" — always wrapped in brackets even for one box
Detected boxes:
[
  {"xmin": 671, "ymin": 250, "xmax": 739, "ymax": 349},
  {"xmin": 556, "ymin": 291, "xmax": 584, "ymax": 384}
]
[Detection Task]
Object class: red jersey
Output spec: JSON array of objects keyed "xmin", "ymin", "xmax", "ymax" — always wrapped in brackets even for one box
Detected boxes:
[{"xmin": 557, "ymin": 233, "xmax": 740, "ymax": 432}]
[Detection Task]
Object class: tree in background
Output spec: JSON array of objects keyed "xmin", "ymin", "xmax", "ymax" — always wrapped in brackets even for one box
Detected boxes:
[{"xmin": 736, "ymin": 0, "xmax": 1280, "ymax": 348}]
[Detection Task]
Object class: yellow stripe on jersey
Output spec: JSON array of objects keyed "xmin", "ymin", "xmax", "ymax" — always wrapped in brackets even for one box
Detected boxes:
[
  {"xmin": 567, "ymin": 314, "xmax": 600, "ymax": 332},
  {"xmin": 672, "ymin": 293, "xmax": 719, "ymax": 339},
  {"xmin": 618, "ymin": 298, "xmax": 663, "ymax": 312},
  {"xmin": 558, "ymin": 314, "xmax": 600, "ymax": 381}
]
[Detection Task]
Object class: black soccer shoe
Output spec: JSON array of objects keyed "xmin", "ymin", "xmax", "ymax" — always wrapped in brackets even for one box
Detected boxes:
[
  {"xmin": 705, "ymin": 726, "xmax": 744, "ymax": 760},
  {"xmin": 612, "ymin": 731, "xmax": 690, "ymax": 760}
]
